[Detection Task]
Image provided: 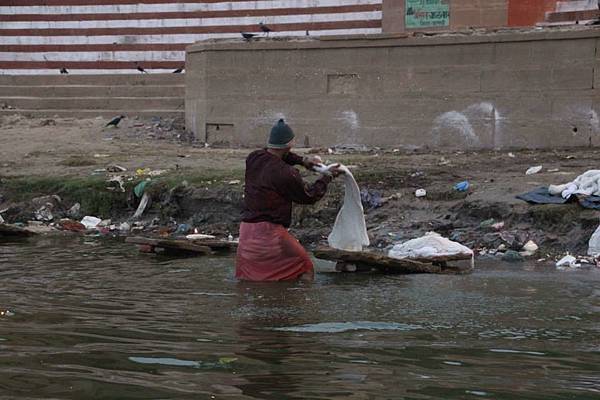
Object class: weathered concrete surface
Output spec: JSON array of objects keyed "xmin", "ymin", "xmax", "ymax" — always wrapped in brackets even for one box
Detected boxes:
[{"xmin": 186, "ymin": 28, "xmax": 600, "ymax": 149}]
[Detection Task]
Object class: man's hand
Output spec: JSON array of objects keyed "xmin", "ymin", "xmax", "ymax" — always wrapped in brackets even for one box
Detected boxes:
[
  {"xmin": 328, "ymin": 164, "xmax": 345, "ymax": 177},
  {"xmin": 302, "ymin": 155, "xmax": 323, "ymax": 170}
]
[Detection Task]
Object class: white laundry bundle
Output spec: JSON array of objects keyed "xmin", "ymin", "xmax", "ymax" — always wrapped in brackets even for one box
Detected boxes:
[
  {"xmin": 314, "ymin": 163, "xmax": 370, "ymax": 251},
  {"xmin": 549, "ymin": 170, "xmax": 600, "ymax": 199},
  {"xmin": 388, "ymin": 232, "xmax": 473, "ymax": 260}
]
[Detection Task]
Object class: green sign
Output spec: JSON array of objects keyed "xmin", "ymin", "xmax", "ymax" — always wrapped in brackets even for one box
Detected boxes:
[{"xmin": 405, "ymin": 0, "xmax": 450, "ymax": 28}]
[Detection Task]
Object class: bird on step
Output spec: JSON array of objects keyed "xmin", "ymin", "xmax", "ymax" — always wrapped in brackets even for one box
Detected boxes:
[
  {"xmin": 259, "ymin": 22, "xmax": 272, "ymax": 36},
  {"xmin": 106, "ymin": 115, "xmax": 125, "ymax": 128},
  {"xmin": 241, "ymin": 32, "xmax": 257, "ymax": 40},
  {"xmin": 59, "ymin": 68, "xmax": 68, "ymax": 74},
  {"xmin": 134, "ymin": 62, "xmax": 147, "ymax": 73}
]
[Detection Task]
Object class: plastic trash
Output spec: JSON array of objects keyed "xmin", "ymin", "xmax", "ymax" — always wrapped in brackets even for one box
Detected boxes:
[
  {"xmin": 132, "ymin": 192, "xmax": 150, "ymax": 220},
  {"xmin": 525, "ymin": 165, "xmax": 543, "ymax": 175},
  {"xmin": 0, "ymin": 214, "xmax": 4, "ymax": 224},
  {"xmin": 228, "ymin": 234, "xmax": 234, "ymax": 242},
  {"xmin": 67, "ymin": 203, "xmax": 81, "ymax": 219},
  {"xmin": 522, "ymin": 240, "xmax": 538, "ymax": 253},
  {"xmin": 175, "ymin": 223, "xmax": 190, "ymax": 235},
  {"xmin": 454, "ymin": 181, "xmax": 470, "ymax": 192},
  {"xmin": 34, "ymin": 205, "xmax": 53, "ymax": 222},
  {"xmin": 556, "ymin": 255, "xmax": 580, "ymax": 268},
  {"xmin": 134, "ymin": 180, "xmax": 149, "ymax": 198},
  {"xmin": 587, "ymin": 224, "xmax": 600, "ymax": 256},
  {"xmin": 415, "ymin": 189, "xmax": 427, "ymax": 198},
  {"xmin": 80, "ymin": 216, "xmax": 102, "ymax": 229}
]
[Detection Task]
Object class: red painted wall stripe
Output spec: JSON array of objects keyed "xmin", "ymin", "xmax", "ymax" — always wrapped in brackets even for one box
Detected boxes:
[
  {"xmin": 0, "ymin": 19, "xmax": 382, "ymax": 36},
  {"xmin": 0, "ymin": 61, "xmax": 183, "ymax": 69},
  {"xmin": 0, "ymin": 44, "xmax": 189, "ymax": 52},
  {"xmin": 508, "ymin": 0, "xmax": 558, "ymax": 27},
  {"xmin": 1, "ymin": 0, "xmax": 256, "ymax": 6},
  {"xmin": 0, "ymin": 4, "xmax": 381, "ymax": 22}
]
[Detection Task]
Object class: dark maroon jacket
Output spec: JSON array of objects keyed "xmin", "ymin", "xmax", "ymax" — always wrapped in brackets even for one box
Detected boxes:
[{"xmin": 241, "ymin": 149, "xmax": 332, "ymax": 228}]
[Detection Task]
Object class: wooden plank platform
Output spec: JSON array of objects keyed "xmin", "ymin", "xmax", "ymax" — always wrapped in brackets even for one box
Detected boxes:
[
  {"xmin": 125, "ymin": 236, "xmax": 236, "ymax": 256},
  {"xmin": 0, "ymin": 223, "xmax": 36, "ymax": 238},
  {"xmin": 313, "ymin": 246, "xmax": 473, "ymax": 275}
]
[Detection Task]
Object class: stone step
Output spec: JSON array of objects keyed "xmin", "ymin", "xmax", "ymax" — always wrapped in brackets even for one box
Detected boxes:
[
  {"xmin": 0, "ymin": 96, "xmax": 183, "ymax": 111},
  {"xmin": 0, "ymin": 84, "xmax": 185, "ymax": 98},
  {"xmin": 0, "ymin": 109, "xmax": 184, "ymax": 118},
  {"xmin": 556, "ymin": 0, "xmax": 598, "ymax": 12},
  {"xmin": 0, "ymin": 73, "xmax": 184, "ymax": 86},
  {"xmin": 546, "ymin": 9, "xmax": 600, "ymax": 22}
]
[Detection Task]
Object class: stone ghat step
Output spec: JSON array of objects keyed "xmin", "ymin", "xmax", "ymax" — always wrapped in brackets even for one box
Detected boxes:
[
  {"xmin": 0, "ymin": 109, "xmax": 184, "ymax": 118},
  {"xmin": 546, "ymin": 9, "xmax": 600, "ymax": 22},
  {"xmin": 0, "ymin": 85, "xmax": 185, "ymax": 98},
  {"xmin": 0, "ymin": 74, "xmax": 184, "ymax": 86},
  {"xmin": 0, "ymin": 96, "xmax": 183, "ymax": 110}
]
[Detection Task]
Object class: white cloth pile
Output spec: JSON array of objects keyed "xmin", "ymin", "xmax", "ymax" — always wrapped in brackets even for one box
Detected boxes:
[
  {"xmin": 314, "ymin": 163, "xmax": 370, "ymax": 251},
  {"xmin": 549, "ymin": 170, "xmax": 600, "ymax": 199},
  {"xmin": 388, "ymin": 232, "xmax": 473, "ymax": 265}
]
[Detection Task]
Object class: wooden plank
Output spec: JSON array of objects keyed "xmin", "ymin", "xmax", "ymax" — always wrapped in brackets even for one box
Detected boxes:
[
  {"xmin": 125, "ymin": 236, "xmax": 212, "ymax": 254},
  {"xmin": 0, "ymin": 223, "xmax": 36, "ymax": 237},
  {"xmin": 313, "ymin": 246, "xmax": 442, "ymax": 274},
  {"xmin": 313, "ymin": 246, "xmax": 473, "ymax": 275}
]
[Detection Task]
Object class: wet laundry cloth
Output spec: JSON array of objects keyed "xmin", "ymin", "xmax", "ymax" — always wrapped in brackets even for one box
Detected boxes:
[
  {"xmin": 235, "ymin": 221, "xmax": 313, "ymax": 281},
  {"xmin": 314, "ymin": 163, "xmax": 370, "ymax": 251},
  {"xmin": 549, "ymin": 170, "xmax": 600, "ymax": 199}
]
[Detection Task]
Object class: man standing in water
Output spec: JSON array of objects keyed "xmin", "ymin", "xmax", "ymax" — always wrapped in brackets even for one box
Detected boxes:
[{"xmin": 236, "ymin": 119, "xmax": 342, "ymax": 281}]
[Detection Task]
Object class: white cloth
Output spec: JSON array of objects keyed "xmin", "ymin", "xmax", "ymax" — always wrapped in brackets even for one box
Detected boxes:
[
  {"xmin": 549, "ymin": 170, "xmax": 600, "ymax": 199},
  {"xmin": 388, "ymin": 232, "xmax": 473, "ymax": 259},
  {"xmin": 314, "ymin": 163, "xmax": 369, "ymax": 251}
]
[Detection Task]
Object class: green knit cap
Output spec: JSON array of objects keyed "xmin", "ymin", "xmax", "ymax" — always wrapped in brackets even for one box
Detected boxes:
[{"xmin": 267, "ymin": 119, "xmax": 294, "ymax": 148}]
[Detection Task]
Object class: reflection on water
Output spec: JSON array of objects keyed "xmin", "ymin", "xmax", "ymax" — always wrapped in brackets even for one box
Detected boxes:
[{"xmin": 1, "ymin": 236, "xmax": 599, "ymax": 399}]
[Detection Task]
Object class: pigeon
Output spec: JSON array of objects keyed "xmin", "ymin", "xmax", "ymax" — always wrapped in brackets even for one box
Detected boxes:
[
  {"xmin": 172, "ymin": 68, "xmax": 183, "ymax": 73},
  {"xmin": 259, "ymin": 22, "xmax": 272, "ymax": 35},
  {"xmin": 134, "ymin": 63, "xmax": 147, "ymax": 73},
  {"xmin": 241, "ymin": 32, "xmax": 257, "ymax": 40},
  {"xmin": 59, "ymin": 68, "xmax": 68, "ymax": 74},
  {"xmin": 106, "ymin": 115, "xmax": 125, "ymax": 128}
]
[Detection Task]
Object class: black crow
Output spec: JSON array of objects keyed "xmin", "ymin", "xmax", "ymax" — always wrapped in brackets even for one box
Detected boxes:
[
  {"xmin": 60, "ymin": 68, "xmax": 68, "ymax": 74},
  {"xmin": 172, "ymin": 68, "xmax": 183, "ymax": 73},
  {"xmin": 135, "ymin": 63, "xmax": 147, "ymax": 73},
  {"xmin": 259, "ymin": 22, "xmax": 272, "ymax": 35},
  {"xmin": 241, "ymin": 32, "xmax": 257, "ymax": 40},
  {"xmin": 106, "ymin": 115, "xmax": 125, "ymax": 128}
]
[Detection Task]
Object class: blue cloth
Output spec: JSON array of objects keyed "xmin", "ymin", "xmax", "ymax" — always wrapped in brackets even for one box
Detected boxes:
[{"xmin": 516, "ymin": 187, "xmax": 569, "ymax": 205}]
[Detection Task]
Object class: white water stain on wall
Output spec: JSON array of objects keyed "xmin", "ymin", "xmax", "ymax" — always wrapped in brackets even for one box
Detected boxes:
[
  {"xmin": 336, "ymin": 110, "xmax": 360, "ymax": 144},
  {"xmin": 432, "ymin": 102, "xmax": 503, "ymax": 149}
]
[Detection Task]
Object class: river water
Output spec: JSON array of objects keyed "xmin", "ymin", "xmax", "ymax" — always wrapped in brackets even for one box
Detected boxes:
[{"xmin": 0, "ymin": 236, "xmax": 599, "ymax": 399}]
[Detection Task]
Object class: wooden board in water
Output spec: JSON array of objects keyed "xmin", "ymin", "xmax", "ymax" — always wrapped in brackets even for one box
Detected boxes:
[
  {"xmin": 126, "ymin": 236, "xmax": 212, "ymax": 255},
  {"xmin": 0, "ymin": 223, "xmax": 36, "ymax": 237},
  {"xmin": 313, "ymin": 246, "xmax": 473, "ymax": 275}
]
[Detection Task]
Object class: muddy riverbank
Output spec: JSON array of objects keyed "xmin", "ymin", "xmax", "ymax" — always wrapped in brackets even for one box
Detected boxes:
[{"xmin": 1, "ymin": 115, "xmax": 599, "ymax": 262}]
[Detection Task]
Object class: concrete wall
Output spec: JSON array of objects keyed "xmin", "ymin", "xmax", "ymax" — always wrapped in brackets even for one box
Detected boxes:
[{"xmin": 186, "ymin": 28, "xmax": 600, "ymax": 150}]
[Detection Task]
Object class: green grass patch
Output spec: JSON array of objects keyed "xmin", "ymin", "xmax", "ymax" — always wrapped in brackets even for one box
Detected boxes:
[
  {"xmin": 2, "ymin": 176, "xmax": 129, "ymax": 217},
  {"xmin": 57, "ymin": 156, "xmax": 97, "ymax": 167}
]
